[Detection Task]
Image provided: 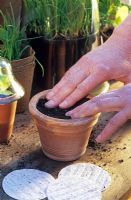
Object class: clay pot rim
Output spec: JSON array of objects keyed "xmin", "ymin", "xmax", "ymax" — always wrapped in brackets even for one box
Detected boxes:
[
  {"xmin": 0, "ymin": 94, "xmax": 17, "ymax": 105},
  {"xmin": 44, "ymin": 32, "xmax": 97, "ymax": 42},
  {"xmin": 28, "ymin": 32, "xmax": 98, "ymax": 43},
  {"xmin": 12, "ymin": 61, "xmax": 35, "ymax": 72},
  {"xmin": 11, "ymin": 48, "xmax": 35, "ymax": 64},
  {"xmin": 29, "ymin": 90, "xmax": 96, "ymax": 125}
]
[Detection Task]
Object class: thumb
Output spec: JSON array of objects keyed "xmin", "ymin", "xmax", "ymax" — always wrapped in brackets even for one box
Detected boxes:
[{"xmin": 96, "ymin": 109, "xmax": 129, "ymax": 143}]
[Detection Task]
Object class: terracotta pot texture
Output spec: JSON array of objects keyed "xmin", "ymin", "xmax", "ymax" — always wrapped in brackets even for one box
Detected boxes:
[
  {"xmin": 0, "ymin": 101, "xmax": 17, "ymax": 143},
  {"xmin": 0, "ymin": 0, "xmax": 22, "ymax": 25},
  {"xmin": 29, "ymin": 91, "xmax": 99, "ymax": 161},
  {"xmin": 12, "ymin": 49, "xmax": 35, "ymax": 113}
]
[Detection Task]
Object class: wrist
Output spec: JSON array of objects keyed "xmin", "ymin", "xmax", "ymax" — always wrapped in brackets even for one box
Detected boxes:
[
  {"xmin": 104, "ymin": 15, "xmax": 131, "ymax": 58},
  {"xmin": 113, "ymin": 14, "xmax": 131, "ymax": 41}
]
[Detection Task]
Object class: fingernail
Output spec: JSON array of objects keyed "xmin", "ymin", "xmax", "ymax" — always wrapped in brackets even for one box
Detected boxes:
[
  {"xmin": 70, "ymin": 113, "xmax": 79, "ymax": 119},
  {"xmin": 46, "ymin": 92, "xmax": 54, "ymax": 99},
  {"xmin": 59, "ymin": 100, "xmax": 68, "ymax": 108},
  {"xmin": 45, "ymin": 100, "xmax": 56, "ymax": 108},
  {"xmin": 96, "ymin": 135, "xmax": 102, "ymax": 143},
  {"xmin": 65, "ymin": 111, "xmax": 72, "ymax": 116}
]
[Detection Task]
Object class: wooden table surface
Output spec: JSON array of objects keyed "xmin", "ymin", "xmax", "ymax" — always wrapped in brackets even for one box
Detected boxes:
[{"xmin": 0, "ymin": 81, "xmax": 131, "ymax": 200}]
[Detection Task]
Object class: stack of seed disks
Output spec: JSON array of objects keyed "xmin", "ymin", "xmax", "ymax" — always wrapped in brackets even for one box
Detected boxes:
[
  {"xmin": 2, "ymin": 163, "xmax": 111, "ymax": 200},
  {"xmin": 47, "ymin": 163, "xmax": 111, "ymax": 200},
  {"xmin": 2, "ymin": 169, "xmax": 55, "ymax": 200}
]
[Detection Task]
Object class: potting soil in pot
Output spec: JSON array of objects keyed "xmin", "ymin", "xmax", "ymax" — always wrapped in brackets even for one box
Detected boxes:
[{"xmin": 37, "ymin": 98, "xmax": 88, "ymax": 119}]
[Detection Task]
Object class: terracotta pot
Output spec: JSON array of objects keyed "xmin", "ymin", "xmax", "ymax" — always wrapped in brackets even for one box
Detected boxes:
[
  {"xmin": 0, "ymin": 0, "xmax": 22, "ymax": 25},
  {"xmin": 0, "ymin": 100, "xmax": 17, "ymax": 143},
  {"xmin": 29, "ymin": 90, "xmax": 100, "ymax": 161},
  {"xmin": 12, "ymin": 49, "xmax": 35, "ymax": 113}
]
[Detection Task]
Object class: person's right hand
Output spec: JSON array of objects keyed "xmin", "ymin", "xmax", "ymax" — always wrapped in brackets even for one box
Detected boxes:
[{"xmin": 46, "ymin": 15, "xmax": 131, "ymax": 109}]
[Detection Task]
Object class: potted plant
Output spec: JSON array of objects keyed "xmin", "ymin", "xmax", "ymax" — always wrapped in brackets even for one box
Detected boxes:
[
  {"xmin": 0, "ymin": 6, "xmax": 36, "ymax": 113},
  {"xmin": 0, "ymin": 57, "xmax": 24, "ymax": 143},
  {"xmin": 24, "ymin": 0, "xmax": 100, "ymax": 89},
  {"xmin": 29, "ymin": 82, "xmax": 109, "ymax": 161},
  {"xmin": 99, "ymin": 0, "xmax": 129, "ymax": 42}
]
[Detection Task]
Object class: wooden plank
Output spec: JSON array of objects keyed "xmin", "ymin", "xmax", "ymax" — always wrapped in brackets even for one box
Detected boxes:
[{"xmin": 120, "ymin": 189, "xmax": 131, "ymax": 200}]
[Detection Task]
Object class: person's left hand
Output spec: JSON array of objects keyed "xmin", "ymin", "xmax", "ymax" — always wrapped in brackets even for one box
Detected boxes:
[{"xmin": 66, "ymin": 84, "xmax": 131, "ymax": 143}]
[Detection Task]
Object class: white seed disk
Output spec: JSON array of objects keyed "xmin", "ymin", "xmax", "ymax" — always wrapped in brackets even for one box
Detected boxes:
[
  {"xmin": 58, "ymin": 163, "xmax": 111, "ymax": 191},
  {"xmin": 47, "ymin": 177, "xmax": 101, "ymax": 200},
  {"xmin": 2, "ymin": 169, "xmax": 55, "ymax": 200}
]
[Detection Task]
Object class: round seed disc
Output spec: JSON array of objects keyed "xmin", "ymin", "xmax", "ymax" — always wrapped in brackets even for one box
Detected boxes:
[
  {"xmin": 46, "ymin": 177, "xmax": 101, "ymax": 200},
  {"xmin": 2, "ymin": 169, "xmax": 55, "ymax": 200},
  {"xmin": 58, "ymin": 163, "xmax": 111, "ymax": 191}
]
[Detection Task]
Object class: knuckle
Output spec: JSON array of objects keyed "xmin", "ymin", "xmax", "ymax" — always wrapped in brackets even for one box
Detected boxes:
[
  {"xmin": 70, "ymin": 95, "xmax": 78, "ymax": 103},
  {"xmin": 108, "ymin": 118, "xmax": 117, "ymax": 128},
  {"xmin": 92, "ymin": 97, "xmax": 103, "ymax": 108},
  {"xmin": 52, "ymin": 95, "xmax": 60, "ymax": 102},
  {"xmin": 68, "ymin": 79, "xmax": 76, "ymax": 89},
  {"xmin": 63, "ymin": 68, "xmax": 74, "ymax": 81},
  {"xmin": 63, "ymin": 70, "xmax": 78, "ymax": 88},
  {"xmin": 63, "ymin": 77, "xmax": 75, "ymax": 88},
  {"xmin": 77, "ymin": 82, "xmax": 87, "ymax": 92},
  {"xmin": 98, "ymin": 64, "xmax": 111, "ymax": 78},
  {"xmin": 96, "ymin": 99, "xmax": 103, "ymax": 107},
  {"xmin": 66, "ymin": 69, "xmax": 72, "ymax": 77},
  {"xmin": 124, "ymin": 109, "xmax": 131, "ymax": 120}
]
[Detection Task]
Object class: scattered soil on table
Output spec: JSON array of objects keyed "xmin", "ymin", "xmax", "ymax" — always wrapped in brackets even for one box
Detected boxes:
[
  {"xmin": 118, "ymin": 159, "xmax": 124, "ymax": 163},
  {"xmin": 37, "ymin": 98, "xmax": 88, "ymax": 119}
]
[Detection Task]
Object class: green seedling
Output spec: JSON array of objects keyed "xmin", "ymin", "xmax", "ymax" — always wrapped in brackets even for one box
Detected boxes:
[
  {"xmin": 0, "ymin": 74, "xmax": 10, "ymax": 91},
  {"xmin": 24, "ymin": 0, "xmax": 94, "ymax": 39}
]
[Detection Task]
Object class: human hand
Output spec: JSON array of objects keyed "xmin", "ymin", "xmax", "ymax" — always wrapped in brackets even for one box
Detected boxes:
[
  {"xmin": 66, "ymin": 84, "xmax": 131, "ymax": 143},
  {"xmin": 46, "ymin": 21, "xmax": 131, "ymax": 109}
]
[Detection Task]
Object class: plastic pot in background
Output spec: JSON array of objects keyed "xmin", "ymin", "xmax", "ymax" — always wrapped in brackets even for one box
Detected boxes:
[
  {"xmin": 30, "ymin": 33, "xmax": 99, "ymax": 90},
  {"xmin": 0, "ymin": 101, "xmax": 17, "ymax": 143},
  {"xmin": 29, "ymin": 82, "xmax": 109, "ymax": 161},
  {"xmin": 100, "ymin": 27, "xmax": 114, "ymax": 43},
  {"xmin": 0, "ymin": 0, "xmax": 22, "ymax": 25},
  {"xmin": 12, "ymin": 48, "xmax": 35, "ymax": 113},
  {"xmin": 0, "ymin": 57, "xmax": 24, "ymax": 143}
]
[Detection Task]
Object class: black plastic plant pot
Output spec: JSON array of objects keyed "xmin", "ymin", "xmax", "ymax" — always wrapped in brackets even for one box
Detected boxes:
[
  {"xmin": 100, "ymin": 27, "xmax": 114, "ymax": 43},
  {"xmin": 29, "ymin": 32, "xmax": 99, "ymax": 91},
  {"xmin": 0, "ymin": 57, "xmax": 24, "ymax": 143}
]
